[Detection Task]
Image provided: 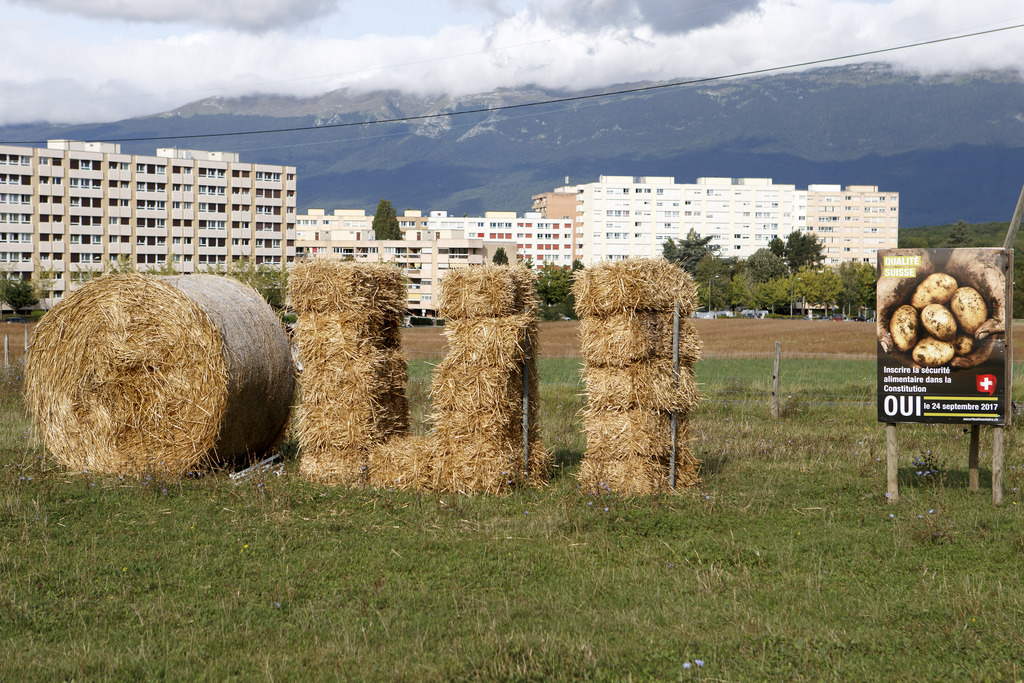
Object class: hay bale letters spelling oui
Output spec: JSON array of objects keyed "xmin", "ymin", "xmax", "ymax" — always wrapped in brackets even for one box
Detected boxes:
[
  {"xmin": 573, "ymin": 258, "xmax": 702, "ymax": 494},
  {"xmin": 288, "ymin": 260, "xmax": 410, "ymax": 485},
  {"xmin": 25, "ymin": 273, "xmax": 295, "ymax": 477}
]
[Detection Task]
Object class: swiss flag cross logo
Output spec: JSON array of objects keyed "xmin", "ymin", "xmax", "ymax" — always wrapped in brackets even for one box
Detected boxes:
[{"xmin": 976, "ymin": 374, "xmax": 997, "ymax": 396}]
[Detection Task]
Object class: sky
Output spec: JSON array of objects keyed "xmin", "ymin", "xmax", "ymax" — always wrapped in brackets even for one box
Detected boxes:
[{"xmin": 1, "ymin": 0, "xmax": 1024, "ymax": 126}]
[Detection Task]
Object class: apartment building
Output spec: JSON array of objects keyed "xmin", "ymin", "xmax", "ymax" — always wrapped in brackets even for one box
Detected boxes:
[
  {"xmin": 295, "ymin": 208, "xmax": 373, "ymax": 257},
  {"xmin": 0, "ymin": 139, "xmax": 296, "ymax": 307},
  {"xmin": 537, "ymin": 176, "xmax": 898, "ymax": 266},
  {"xmin": 805, "ymin": 184, "xmax": 899, "ymax": 264},
  {"xmin": 299, "ymin": 208, "xmax": 579, "ymax": 268}
]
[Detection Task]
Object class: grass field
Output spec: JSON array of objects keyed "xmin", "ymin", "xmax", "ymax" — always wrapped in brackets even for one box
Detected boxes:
[{"xmin": 3, "ymin": 321, "xmax": 1024, "ymax": 680}]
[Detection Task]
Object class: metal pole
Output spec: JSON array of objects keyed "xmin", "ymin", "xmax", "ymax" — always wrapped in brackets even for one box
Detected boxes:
[
  {"xmin": 771, "ymin": 342, "xmax": 781, "ymax": 419},
  {"xmin": 670, "ymin": 300, "xmax": 680, "ymax": 489},
  {"xmin": 3, "ymin": 334, "xmax": 7, "ymax": 368}
]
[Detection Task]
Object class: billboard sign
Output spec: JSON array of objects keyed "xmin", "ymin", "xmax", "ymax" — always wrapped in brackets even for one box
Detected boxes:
[{"xmin": 877, "ymin": 248, "xmax": 1012, "ymax": 425}]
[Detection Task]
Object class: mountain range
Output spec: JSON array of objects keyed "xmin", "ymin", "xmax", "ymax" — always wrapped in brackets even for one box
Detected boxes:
[{"xmin": 2, "ymin": 63, "xmax": 1023, "ymax": 227}]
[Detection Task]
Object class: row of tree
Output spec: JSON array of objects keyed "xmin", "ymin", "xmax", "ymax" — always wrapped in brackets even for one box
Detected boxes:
[{"xmin": 663, "ymin": 229, "xmax": 876, "ymax": 316}]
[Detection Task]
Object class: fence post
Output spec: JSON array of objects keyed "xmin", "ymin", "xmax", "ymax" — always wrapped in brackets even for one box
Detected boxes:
[
  {"xmin": 770, "ymin": 342, "xmax": 781, "ymax": 419},
  {"xmin": 3, "ymin": 334, "xmax": 8, "ymax": 368}
]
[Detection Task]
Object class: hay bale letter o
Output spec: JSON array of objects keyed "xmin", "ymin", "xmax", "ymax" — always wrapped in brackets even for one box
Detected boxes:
[{"xmin": 26, "ymin": 273, "xmax": 295, "ymax": 477}]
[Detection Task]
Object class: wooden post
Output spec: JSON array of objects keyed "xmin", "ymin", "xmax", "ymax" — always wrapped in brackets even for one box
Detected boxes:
[
  {"xmin": 992, "ymin": 184, "xmax": 1022, "ymax": 504},
  {"xmin": 886, "ymin": 423, "xmax": 899, "ymax": 503},
  {"xmin": 23, "ymin": 323, "xmax": 28, "ymax": 352},
  {"xmin": 968, "ymin": 425, "xmax": 980, "ymax": 491},
  {"xmin": 3, "ymin": 334, "xmax": 7, "ymax": 368},
  {"xmin": 993, "ymin": 426, "xmax": 1004, "ymax": 505},
  {"xmin": 771, "ymin": 342, "xmax": 781, "ymax": 419},
  {"xmin": 669, "ymin": 301, "xmax": 680, "ymax": 490}
]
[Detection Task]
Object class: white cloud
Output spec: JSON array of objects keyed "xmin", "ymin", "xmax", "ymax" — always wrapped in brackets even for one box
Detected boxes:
[
  {"xmin": 525, "ymin": 0, "xmax": 764, "ymax": 34},
  {"xmin": 0, "ymin": 0, "xmax": 1023, "ymax": 126},
  {"xmin": 10, "ymin": 0, "xmax": 341, "ymax": 32}
]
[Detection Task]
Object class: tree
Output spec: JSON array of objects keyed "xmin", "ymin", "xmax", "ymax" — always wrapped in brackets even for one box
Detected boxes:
[
  {"xmin": 695, "ymin": 255, "xmax": 730, "ymax": 311},
  {"xmin": 795, "ymin": 266, "xmax": 843, "ymax": 315},
  {"xmin": 372, "ymin": 199, "xmax": 402, "ymax": 240},
  {"xmin": 744, "ymin": 248, "xmax": 788, "ymax": 285},
  {"xmin": 33, "ymin": 259, "xmax": 58, "ymax": 310},
  {"xmin": 752, "ymin": 277, "xmax": 790, "ymax": 314},
  {"xmin": 783, "ymin": 230, "xmax": 824, "ymax": 272},
  {"xmin": 0, "ymin": 277, "xmax": 39, "ymax": 317},
  {"xmin": 534, "ymin": 264, "xmax": 572, "ymax": 306},
  {"xmin": 945, "ymin": 220, "xmax": 971, "ymax": 247},
  {"xmin": 726, "ymin": 272, "xmax": 751, "ymax": 311},
  {"xmin": 662, "ymin": 229, "xmax": 719, "ymax": 274},
  {"xmin": 838, "ymin": 261, "xmax": 877, "ymax": 315},
  {"xmin": 228, "ymin": 258, "xmax": 289, "ymax": 309},
  {"xmin": 492, "ymin": 247, "xmax": 509, "ymax": 265},
  {"xmin": 768, "ymin": 237, "xmax": 787, "ymax": 259}
]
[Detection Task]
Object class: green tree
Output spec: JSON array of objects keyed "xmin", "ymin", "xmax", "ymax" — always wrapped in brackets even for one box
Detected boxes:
[
  {"xmin": 752, "ymin": 277, "xmax": 790, "ymax": 314},
  {"xmin": 534, "ymin": 264, "xmax": 572, "ymax": 306},
  {"xmin": 768, "ymin": 237, "xmax": 787, "ymax": 259},
  {"xmin": 492, "ymin": 247, "xmax": 509, "ymax": 265},
  {"xmin": 838, "ymin": 261, "xmax": 877, "ymax": 315},
  {"xmin": 744, "ymin": 248, "xmax": 788, "ymax": 285},
  {"xmin": 228, "ymin": 258, "xmax": 289, "ymax": 309},
  {"xmin": 796, "ymin": 266, "xmax": 843, "ymax": 316},
  {"xmin": 372, "ymin": 199, "xmax": 402, "ymax": 240},
  {"xmin": 726, "ymin": 272, "xmax": 751, "ymax": 311},
  {"xmin": 945, "ymin": 220, "xmax": 971, "ymax": 247},
  {"xmin": 784, "ymin": 230, "xmax": 824, "ymax": 272},
  {"xmin": 0, "ymin": 277, "xmax": 39, "ymax": 317},
  {"xmin": 662, "ymin": 229, "xmax": 719, "ymax": 274},
  {"xmin": 33, "ymin": 260, "xmax": 58, "ymax": 310},
  {"xmin": 695, "ymin": 255, "xmax": 730, "ymax": 311}
]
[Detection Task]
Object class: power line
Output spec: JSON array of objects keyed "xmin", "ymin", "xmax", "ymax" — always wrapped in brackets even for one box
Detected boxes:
[{"xmin": 6, "ymin": 21, "xmax": 1024, "ymax": 146}]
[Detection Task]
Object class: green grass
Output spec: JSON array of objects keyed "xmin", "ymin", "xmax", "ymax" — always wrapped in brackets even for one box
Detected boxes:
[{"xmin": 3, "ymin": 358, "xmax": 1024, "ymax": 680}]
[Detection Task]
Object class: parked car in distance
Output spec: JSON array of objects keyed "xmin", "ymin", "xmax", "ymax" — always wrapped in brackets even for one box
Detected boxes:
[
  {"xmin": 830, "ymin": 314, "xmax": 845, "ymax": 321},
  {"xmin": 3, "ymin": 316, "xmax": 27, "ymax": 323}
]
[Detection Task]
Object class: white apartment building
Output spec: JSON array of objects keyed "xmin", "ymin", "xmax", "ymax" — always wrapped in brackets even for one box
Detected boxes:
[
  {"xmin": 805, "ymin": 184, "xmax": 899, "ymax": 264},
  {"xmin": 0, "ymin": 140, "xmax": 296, "ymax": 307},
  {"xmin": 540, "ymin": 176, "xmax": 898, "ymax": 266}
]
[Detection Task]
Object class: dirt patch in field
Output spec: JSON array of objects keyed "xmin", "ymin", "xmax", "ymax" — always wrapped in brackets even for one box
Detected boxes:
[{"xmin": 405, "ymin": 319, "xmax": 1024, "ymax": 360}]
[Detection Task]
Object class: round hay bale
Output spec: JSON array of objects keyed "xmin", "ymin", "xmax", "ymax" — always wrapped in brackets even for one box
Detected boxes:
[{"xmin": 25, "ymin": 273, "xmax": 295, "ymax": 477}]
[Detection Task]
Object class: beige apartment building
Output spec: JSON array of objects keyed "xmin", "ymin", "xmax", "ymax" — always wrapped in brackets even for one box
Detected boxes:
[
  {"xmin": 805, "ymin": 184, "xmax": 899, "ymax": 264},
  {"xmin": 0, "ymin": 139, "xmax": 296, "ymax": 307},
  {"xmin": 295, "ymin": 208, "xmax": 515, "ymax": 318}
]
